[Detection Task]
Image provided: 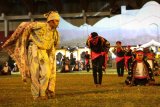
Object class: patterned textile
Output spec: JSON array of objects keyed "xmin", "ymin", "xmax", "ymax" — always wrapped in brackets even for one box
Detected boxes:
[
  {"xmin": 2, "ymin": 22, "xmax": 33, "ymax": 81},
  {"xmin": 2, "ymin": 21, "xmax": 60, "ymax": 82}
]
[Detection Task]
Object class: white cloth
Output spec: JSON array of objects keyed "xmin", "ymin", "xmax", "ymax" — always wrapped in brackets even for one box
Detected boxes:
[
  {"xmin": 135, "ymin": 62, "xmax": 147, "ymax": 78},
  {"xmin": 147, "ymin": 60, "xmax": 153, "ymax": 69}
]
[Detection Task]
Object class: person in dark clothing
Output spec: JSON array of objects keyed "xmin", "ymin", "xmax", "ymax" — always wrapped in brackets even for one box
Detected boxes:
[
  {"xmin": 61, "ymin": 56, "xmax": 70, "ymax": 72},
  {"xmin": 145, "ymin": 51, "xmax": 160, "ymax": 76},
  {"xmin": 84, "ymin": 51, "xmax": 90, "ymax": 72},
  {"xmin": 125, "ymin": 50, "xmax": 155, "ymax": 86},
  {"xmin": 70, "ymin": 53, "xmax": 76, "ymax": 71},
  {"xmin": 124, "ymin": 45, "xmax": 133, "ymax": 72},
  {"xmin": 86, "ymin": 32, "xmax": 110, "ymax": 87},
  {"xmin": 132, "ymin": 48, "xmax": 137, "ymax": 60},
  {"xmin": 0, "ymin": 64, "xmax": 3, "ymax": 75},
  {"xmin": 112, "ymin": 41, "xmax": 125, "ymax": 77},
  {"xmin": 8, "ymin": 56, "xmax": 15, "ymax": 72}
]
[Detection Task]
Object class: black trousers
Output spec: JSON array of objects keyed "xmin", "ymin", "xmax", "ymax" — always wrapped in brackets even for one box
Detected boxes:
[
  {"xmin": 92, "ymin": 56, "xmax": 103, "ymax": 85},
  {"xmin": 127, "ymin": 58, "xmax": 132, "ymax": 72},
  {"xmin": 116, "ymin": 59, "xmax": 125, "ymax": 76},
  {"xmin": 86, "ymin": 64, "xmax": 90, "ymax": 72}
]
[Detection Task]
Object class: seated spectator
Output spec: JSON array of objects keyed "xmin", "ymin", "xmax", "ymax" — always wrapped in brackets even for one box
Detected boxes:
[
  {"xmin": 73, "ymin": 60, "xmax": 79, "ymax": 71},
  {"xmin": 61, "ymin": 57, "xmax": 70, "ymax": 73},
  {"xmin": 1, "ymin": 61, "xmax": 11, "ymax": 75},
  {"xmin": 0, "ymin": 64, "xmax": 3, "ymax": 74},
  {"xmin": 11, "ymin": 63, "xmax": 19, "ymax": 72}
]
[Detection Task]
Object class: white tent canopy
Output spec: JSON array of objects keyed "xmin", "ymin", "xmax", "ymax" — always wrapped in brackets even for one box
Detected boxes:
[
  {"xmin": 140, "ymin": 40, "xmax": 160, "ymax": 48},
  {"xmin": 57, "ymin": 1, "xmax": 160, "ymax": 47}
]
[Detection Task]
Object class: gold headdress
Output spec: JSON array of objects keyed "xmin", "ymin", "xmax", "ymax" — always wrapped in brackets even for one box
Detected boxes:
[{"xmin": 44, "ymin": 11, "xmax": 60, "ymax": 22}]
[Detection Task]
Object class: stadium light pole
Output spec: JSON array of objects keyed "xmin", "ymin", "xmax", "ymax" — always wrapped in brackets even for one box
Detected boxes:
[{"xmin": 1, "ymin": 13, "xmax": 9, "ymax": 37}]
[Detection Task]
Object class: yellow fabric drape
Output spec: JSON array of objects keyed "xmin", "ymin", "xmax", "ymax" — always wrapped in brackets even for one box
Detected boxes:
[{"xmin": 2, "ymin": 22, "xmax": 60, "ymax": 82}]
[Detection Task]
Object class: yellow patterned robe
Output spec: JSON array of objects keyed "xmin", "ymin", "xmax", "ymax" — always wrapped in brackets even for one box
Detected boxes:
[{"xmin": 2, "ymin": 21, "xmax": 60, "ymax": 98}]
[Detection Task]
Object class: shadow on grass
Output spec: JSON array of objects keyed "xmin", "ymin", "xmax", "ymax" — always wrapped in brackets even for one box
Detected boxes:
[
  {"xmin": 56, "ymin": 89, "xmax": 111, "ymax": 98},
  {"xmin": 153, "ymin": 83, "xmax": 160, "ymax": 86}
]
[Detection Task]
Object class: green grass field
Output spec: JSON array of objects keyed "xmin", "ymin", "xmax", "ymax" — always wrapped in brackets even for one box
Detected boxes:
[{"xmin": 0, "ymin": 70, "xmax": 160, "ymax": 107}]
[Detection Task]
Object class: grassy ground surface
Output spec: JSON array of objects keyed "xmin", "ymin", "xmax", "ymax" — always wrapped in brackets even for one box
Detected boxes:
[{"xmin": 0, "ymin": 69, "xmax": 160, "ymax": 107}]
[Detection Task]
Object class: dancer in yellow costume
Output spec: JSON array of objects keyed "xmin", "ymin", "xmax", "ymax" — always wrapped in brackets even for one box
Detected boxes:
[{"xmin": 2, "ymin": 11, "xmax": 60, "ymax": 100}]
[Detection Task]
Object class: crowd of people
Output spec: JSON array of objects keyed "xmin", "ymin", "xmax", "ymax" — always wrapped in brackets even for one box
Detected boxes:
[
  {"xmin": 112, "ymin": 41, "xmax": 159, "ymax": 86},
  {"xmin": 59, "ymin": 51, "xmax": 92, "ymax": 73}
]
